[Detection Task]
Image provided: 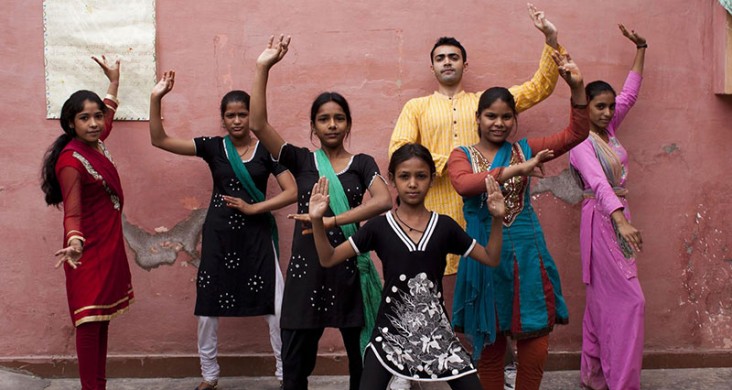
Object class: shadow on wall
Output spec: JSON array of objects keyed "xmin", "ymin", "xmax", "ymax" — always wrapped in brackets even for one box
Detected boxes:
[{"xmin": 122, "ymin": 209, "xmax": 207, "ymax": 270}]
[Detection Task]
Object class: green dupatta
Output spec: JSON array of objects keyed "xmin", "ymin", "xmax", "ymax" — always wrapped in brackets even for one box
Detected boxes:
[
  {"xmin": 314, "ymin": 149, "xmax": 382, "ymax": 354},
  {"xmin": 223, "ymin": 136, "xmax": 279, "ymax": 256}
]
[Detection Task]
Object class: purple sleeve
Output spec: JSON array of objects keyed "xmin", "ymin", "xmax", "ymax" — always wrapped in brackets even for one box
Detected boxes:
[
  {"xmin": 569, "ymin": 140, "xmax": 624, "ymax": 216},
  {"xmin": 608, "ymin": 71, "xmax": 643, "ymax": 136}
]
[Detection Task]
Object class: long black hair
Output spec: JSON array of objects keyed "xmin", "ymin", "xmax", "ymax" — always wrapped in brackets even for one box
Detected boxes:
[{"xmin": 41, "ymin": 90, "xmax": 106, "ymax": 206}]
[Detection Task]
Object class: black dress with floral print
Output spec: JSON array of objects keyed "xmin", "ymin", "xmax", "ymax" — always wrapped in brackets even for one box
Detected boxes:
[{"xmin": 349, "ymin": 211, "xmax": 478, "ymax": 381}]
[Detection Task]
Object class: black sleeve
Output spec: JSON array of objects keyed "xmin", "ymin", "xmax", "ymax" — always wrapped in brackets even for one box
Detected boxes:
[
  {"xmin": 276, "ymin": 144, "xmax": 309, "ymax": 176},
  {"xmin": 194, "ymin": 136, "xmax": 219, "ymax": 162},
  {"xmin": 348, "ymin": 217, "xmax": 379, "ymax": 255},
  {"xmin": 356, "ymin": 154, "xmax": 382, "ymax": 189},
  {"xmin": 443, "ymin": 216, "xmax": 477, "ymax": 257}
]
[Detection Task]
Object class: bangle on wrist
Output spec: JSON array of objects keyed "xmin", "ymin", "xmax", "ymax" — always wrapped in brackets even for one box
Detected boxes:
[
  {"xmin": 333, "ymin": 215, "xmax": 338, "ymax": 227},
  {"xmin": 571, "ymin": 99, "xmax": 588, "ymax": 109},
  {"xmin": 636, "ymin": 43, "xmax": 647, "ymax": 49}
]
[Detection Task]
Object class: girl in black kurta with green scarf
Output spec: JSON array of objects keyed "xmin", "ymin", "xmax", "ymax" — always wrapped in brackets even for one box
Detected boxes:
[
  {"xmin": 249, "ymin": 35, "xmax": 393, "ymax": 390},
  {"xmin": 149, "ymin": 71, "xmax": 297, "ymax": 390}
]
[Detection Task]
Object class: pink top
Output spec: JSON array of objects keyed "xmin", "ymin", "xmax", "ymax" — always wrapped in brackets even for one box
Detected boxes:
[{"xmin": 569, "ymin": 71, "xmax": 642, "ymax": 283}]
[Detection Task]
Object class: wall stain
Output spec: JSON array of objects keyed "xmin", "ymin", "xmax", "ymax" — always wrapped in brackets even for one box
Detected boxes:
[
  {"xmin": 531, "ymin": 169, "xmax": 584, "ymax": 205},
  {"xmin": 122, "ymin": 209, "xmax": 207, "ymax": 270}
]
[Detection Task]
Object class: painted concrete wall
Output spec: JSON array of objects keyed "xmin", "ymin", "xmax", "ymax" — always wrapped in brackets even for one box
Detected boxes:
[{"xmin": 2, "ymin": 0, "xmax": 731, "ymax": 371}]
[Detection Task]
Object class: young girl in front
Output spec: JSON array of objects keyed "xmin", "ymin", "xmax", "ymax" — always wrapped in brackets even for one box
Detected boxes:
[
  {"xmin": 310, "ymin": 143, "xmax": 505, "ymax": 390},
  {"xmin": 250, "ymin": 35, "xmax": 393, "ymax": 390}
]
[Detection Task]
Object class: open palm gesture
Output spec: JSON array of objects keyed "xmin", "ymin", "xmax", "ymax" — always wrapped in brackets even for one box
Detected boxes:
[
  {"xmin": 485, "ymin": 176, "xmax": 506, "ymax": 219},
  {"xmin": 92, "ymin": 55, "xmax": 120, "ymax": 84},
  {"xmin": 619, "ymin": 24, "xmax": 646, "ymax": 46},
  {"xmin": 308, "ymin": 177, "xmax": 330, "ymax": 219},
  {"xmin": 151, "ymin": 70, "xmax": 175, "ymax": 99},
  {"xmin": 256, "ymin": 34, "xmax": 291, "ymax": 69}
]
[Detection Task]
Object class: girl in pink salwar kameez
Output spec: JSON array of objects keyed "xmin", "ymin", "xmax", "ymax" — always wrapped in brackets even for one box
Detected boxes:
[{"xmin": 568, "ymin": 25, "xmax": 647, "ymax": 390}]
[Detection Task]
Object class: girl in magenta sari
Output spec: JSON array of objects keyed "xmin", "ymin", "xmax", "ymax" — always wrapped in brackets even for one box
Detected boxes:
[
  {"xmin": 41, "ymin": 57, "xmax": 133, "ymax": 390},
  {"xmin": 568, "ymin": 25, "xmax": 646, "ymax": 390}
]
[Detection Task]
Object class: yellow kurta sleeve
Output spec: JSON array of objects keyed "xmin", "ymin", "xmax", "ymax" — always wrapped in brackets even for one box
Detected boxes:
[
  {"xmin": 389, "ymin": 98, "xmax": 450, "ymax": 176},
  {"xmin": 389, "ymin": 100, "xmax": 420, "ymax": 157},
  {"xmin": 508, "ymin": 44, "xmax": 566, "ymax": 113}
]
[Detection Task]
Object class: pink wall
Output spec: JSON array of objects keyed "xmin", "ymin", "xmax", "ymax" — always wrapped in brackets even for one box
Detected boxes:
[{"xmin": 2, "ymin": 0, "xmax": 731, "ymax": 368}]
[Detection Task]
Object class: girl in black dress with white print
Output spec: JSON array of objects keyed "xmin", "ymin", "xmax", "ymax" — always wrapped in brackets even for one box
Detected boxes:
[{"xmin": 310, "ymin": 143, "xmax": 505, "ymax": 390}]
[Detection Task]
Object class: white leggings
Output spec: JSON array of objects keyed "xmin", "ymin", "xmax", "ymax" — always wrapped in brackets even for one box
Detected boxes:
[{"xmin": 197, "ymin": 248, "xmax": 285, "ymax": 382}]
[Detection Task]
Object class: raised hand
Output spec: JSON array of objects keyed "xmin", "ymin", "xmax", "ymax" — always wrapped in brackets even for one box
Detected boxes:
[
  {"xmin": 528, "ymin": 3, "xmax": 557, "ymax": 48},
  {"xmin": 551, "ymin": 51, "xmax": 583, "ymax": 89},
  {"xmin": 308, "ymin": 177, "xmax": 330, "ymax": 219},
  {"xmin": 256, "ymin": 34, "xmax": 291, "ymax": 69},
  {"xmin": 619, "ymin": 24, "xmax": 646, "ymax": 47},
  {"xmin": 223, "ymin": 195, "xmax": 259, "ymax": 215},
  {"xmin": 92, "ymin": 55, "xmax": 120, "ymax": 84},
  {"xmin": 485, "ymin": 176, "xmax": 506, "ymax": 219},
  {"xmin": 151, "ymin": 70, "xmax": 175, "ymax": 99},
  {"xmin": 54, "ymin": 243, "xmax": 82, "ymax": 269}
]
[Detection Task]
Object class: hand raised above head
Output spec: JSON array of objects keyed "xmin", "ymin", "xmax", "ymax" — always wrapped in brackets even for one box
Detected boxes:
[
  {"xmin": 619, "ymin": 24, "xmax": 646, "ymax": 46},
  {"xmin": 256, "ymin": 34, "xmax": 292, "ymax": 69},
  {"xmin": 151, "ymin": 70, "xmax": 175, "ymax": 99},
  {"xmin": 552, "ymin": 51, "xmax": 583, "ymax": 89},
  {"xmin": 92, "ymin": 55, "xmax": 121, "ymax": 84},
  {"xmin": 528, "ymin": 3, "xmax": 557, "ymax": 46}
]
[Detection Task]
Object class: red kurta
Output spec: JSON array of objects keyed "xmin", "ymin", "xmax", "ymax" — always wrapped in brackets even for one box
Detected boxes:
[{"xmin": 55, "ymin": 98, "xmax": 134, "ymax": 327}]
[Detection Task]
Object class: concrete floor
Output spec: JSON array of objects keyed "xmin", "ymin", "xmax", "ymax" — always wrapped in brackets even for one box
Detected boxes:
[{"xmin": 3, "ymin": 367, "xmax": 732, "ymax": 389}]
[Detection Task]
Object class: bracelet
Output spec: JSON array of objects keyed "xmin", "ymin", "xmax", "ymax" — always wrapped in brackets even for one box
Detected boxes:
[
  {"xmin": 333, "ymin": 215, "xmax": 338, "ymax": 227},
  {"xmin": 571, "ymin": 100, "xmax": 588, "ymax": 109},
  {"xmin": 636, "ymin": 43, "xmax": 647, "ymax": 49}
]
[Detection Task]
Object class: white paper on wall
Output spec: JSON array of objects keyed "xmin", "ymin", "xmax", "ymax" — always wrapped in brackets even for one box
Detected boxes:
[{"xmin": 43, "ymin": 0, "xmax": 157, "ymax": 120}]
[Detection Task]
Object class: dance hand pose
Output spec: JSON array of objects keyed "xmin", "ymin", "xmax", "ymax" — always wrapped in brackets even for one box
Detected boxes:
[
  {"xmin": 250, "ymin": 34, "xmax": 392, "ymax": 390},
  {"xmin": 52, "ymin": 55, "xmax": 120, "ymax": 270},
  {"xmin": 149, "ymin": 68, "xmax": 296, "ymax": 390},
  {"xmin": 41, "ymin": 55, "xmax": 133, "ymax": 390},
  {"xmin": 448, "ymin": 51, "xmax": 588, "ymax": 390},
  {"xmin": 310, "ymin": 144, "xmax": 504, "ymax": 389},
  {"xmin": 568, "ymin": 24, "xmax": 646, "ymax": 390}
]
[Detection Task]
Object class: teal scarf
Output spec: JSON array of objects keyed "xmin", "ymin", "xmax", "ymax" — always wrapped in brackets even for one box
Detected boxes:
[
  {"xmin": 314, "ymin": 149, "xmax": 382, "ymax": 354},
  {"xmin": 224, "ymin": 136, "xmax": 279, "ymax": 256}
]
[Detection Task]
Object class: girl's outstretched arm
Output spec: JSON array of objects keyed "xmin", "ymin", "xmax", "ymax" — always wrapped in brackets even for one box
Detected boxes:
[
  {"xmin": 250, "ymin": 35, "xmax": 291, "ymax": 160},
  {"xmin": 309, "ymin": 177, "xmax": 358, "ymax": 267},
  {"xmin": 148, "ymin": 71, "xmax": 196, "ymax": 155}
]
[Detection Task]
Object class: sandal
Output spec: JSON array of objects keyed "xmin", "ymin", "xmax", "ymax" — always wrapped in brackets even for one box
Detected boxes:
[{"xmin": 194, "ymin": 379, "xmax": 218, "ymax": 390}]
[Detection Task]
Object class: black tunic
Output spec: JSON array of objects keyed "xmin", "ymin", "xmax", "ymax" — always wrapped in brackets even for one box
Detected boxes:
[
  {"xmin": 349, "ymin": 211, "xmax": 478, "ymax": 381},
  {"xmin": 194, "ymin": 137, "xmax": 287, "ymax": 317},
  {"xmin": 277, "ymin": 144, "xmax": 381, "ymax": 329}
]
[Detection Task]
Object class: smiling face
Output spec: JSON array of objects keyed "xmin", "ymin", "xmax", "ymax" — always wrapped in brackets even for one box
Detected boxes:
[
  {"xmin": 430, "ymin": 45, "xmax": 466, "ymax": 87},
  {"xmin": 311, "ymin": 101, "xmax": 351, "ymax": 149},
  {"xmin": 222, "ymin": 101, "xmax": 250, "ymax": 139},
  {"xmin": 588, "ymin": 91, "xmax": 616, "ymax": 130},
  {"xmin": 70, "ymin": 100, "xmax": 106, "ymax": 146},
  {"xmin": 390, "ymin": 157, "xmax": 434, "ymax": 207},
  {"xmin": 477, "ymin": 99, "xmax": 516, "ymax": 145}
]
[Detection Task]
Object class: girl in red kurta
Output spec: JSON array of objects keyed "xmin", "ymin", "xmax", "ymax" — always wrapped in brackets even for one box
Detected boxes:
[{"xmin": 41, "ymin": 57, "xmax": 133, "ymax": 390}]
